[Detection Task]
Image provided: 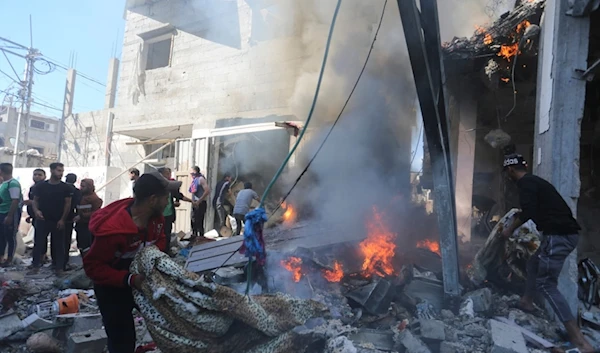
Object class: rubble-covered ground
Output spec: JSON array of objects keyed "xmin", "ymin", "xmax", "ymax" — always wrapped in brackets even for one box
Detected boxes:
[{"xmin": 2, "ymin": 227, "xmax": 600, "ymax": 353}]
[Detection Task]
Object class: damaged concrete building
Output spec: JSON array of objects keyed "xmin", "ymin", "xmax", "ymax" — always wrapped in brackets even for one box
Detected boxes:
[{"xmin": 62, "ymin": 0, "xmax": 423, "ymax": 234}]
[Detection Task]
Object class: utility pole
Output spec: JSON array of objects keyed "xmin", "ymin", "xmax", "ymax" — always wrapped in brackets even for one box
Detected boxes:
[
  {"xmin": 57, "ymin": 68, "xmax": 76, "ymax": 162},
  {"xmin": 12, "ymin": 49, "xmax": 35, "ymax": 167}
]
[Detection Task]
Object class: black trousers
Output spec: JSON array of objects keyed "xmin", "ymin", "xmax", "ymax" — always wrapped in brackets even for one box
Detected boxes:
[
  {"xmin": 164, "ymin": 214, "xmax": 175, "ymax": 238},
  {"xmin": 63, "ymin": 221, "xmax": 74, "ymax": 267},
  {"xmin": 32, "ymin": 220, "xmax": 65, "ymax": 268},
  {"xmin": 95, "ymin": 285, "xmax": 136, "ymax": 353},
  {"xmin": 191, "ymin": 201, "xmax": 207, "ymax": 237},
  {"xmin": 234, "ymin": 214, "xmax": 245, "ymax": 236},
  {"xmin": 75, "ymin": 223, "xmax": 93, "ymax": 252}
]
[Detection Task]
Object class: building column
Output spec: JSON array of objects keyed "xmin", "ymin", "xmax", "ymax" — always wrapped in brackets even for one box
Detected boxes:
[
  {"xmin": 455, "ymin": 94, "xmax": 477, "ymax": 242},
  {"xmin": 534, "ymin": 0, "xmax": 590, "ymax": 319}
]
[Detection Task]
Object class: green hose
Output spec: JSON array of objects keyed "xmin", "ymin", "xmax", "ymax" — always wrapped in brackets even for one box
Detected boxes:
[{"xmin": 258, "ymin": 0, "xmax": 343, "ymax": 208}]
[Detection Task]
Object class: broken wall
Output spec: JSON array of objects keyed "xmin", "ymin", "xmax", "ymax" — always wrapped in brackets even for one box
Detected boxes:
[{"xmin": 117, "ymin": 0, "xmax": 304, "ymax": 133}]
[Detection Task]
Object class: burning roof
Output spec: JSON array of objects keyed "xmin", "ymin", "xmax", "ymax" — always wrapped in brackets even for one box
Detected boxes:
[{"xmin": 442, "ymin": 0, "xmax": 545, "ymax": 60}]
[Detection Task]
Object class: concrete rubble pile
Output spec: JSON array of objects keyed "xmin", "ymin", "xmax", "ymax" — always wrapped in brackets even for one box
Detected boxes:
[{"xmin": 3, "ymin": 213, "xmax": 600, "ymax": 353}]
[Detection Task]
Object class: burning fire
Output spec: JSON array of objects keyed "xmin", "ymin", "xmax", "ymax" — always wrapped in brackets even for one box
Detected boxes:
[
  {"xmin": 281, "ymin": 257, "xmax": 302, "ymax": 282},
  {"xmin": 497, "ymin": 43, "xmax": 520, "ymax": 61},
  {"xmin": 416, "ymin": 239, "xmax": 441, "ymax": 256},
  {"xmin": 497, "ymin": 20, "xmax": 531, "ymax": 61},
  {"xmin": 282, "ymin": 202, "xmax": 296, "ymax": 224},
  {"xmin": 323, "ymin": 261, "xmax": 344, "ymax": 283},
  {"xmin": 501, "ymin": 77, "xmax": 510, "ymax": 83},
  {"xmin": 359, "ymin": 207, "xmax": 397, "ymax": 278},
  {"xmin": 484, "ymin": 33, "xmax": 493, "ymax": 45},
  {"xmin": 516, "ymin": 19, "xmax": 531, "ymax": 34}
]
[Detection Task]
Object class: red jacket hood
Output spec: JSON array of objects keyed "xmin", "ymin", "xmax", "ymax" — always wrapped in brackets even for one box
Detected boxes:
[{"xmin": 89, "ymin": 198, "xmax": 138, "ymax": 237}]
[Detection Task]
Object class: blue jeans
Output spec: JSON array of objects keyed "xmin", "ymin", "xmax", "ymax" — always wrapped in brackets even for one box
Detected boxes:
[
  {"xmin": 0, "ymin": 211, "xmax": 21, "ymax": 261},
  {"xmin": 525, "ymin": 234, "xmax": 578, "ymax": 322}
]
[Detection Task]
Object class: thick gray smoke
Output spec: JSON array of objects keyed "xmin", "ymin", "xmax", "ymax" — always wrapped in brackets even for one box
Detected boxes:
[
  {"xmin": 202, "ymin": 0, "xmax": 497, "ymax": 238},
  {"xmin": 275, "ymin": 0, "xmax": 496, "ymax": 238}
]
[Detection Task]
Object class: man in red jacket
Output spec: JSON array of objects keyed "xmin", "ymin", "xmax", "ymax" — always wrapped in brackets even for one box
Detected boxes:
[{"xmin": 83, "ymin": 172, "xmax": 181, "ymax": 353}]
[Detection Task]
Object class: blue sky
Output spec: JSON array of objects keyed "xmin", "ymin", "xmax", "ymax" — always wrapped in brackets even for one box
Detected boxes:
[{"xmin": 0, "ymin": 1, "xmax": 126, "ymax": 118}]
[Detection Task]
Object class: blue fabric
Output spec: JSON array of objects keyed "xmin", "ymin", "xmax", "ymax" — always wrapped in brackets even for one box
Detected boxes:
[{"xmin": 241, "ymin": 208, "xmax": 267, "ymax": 264}]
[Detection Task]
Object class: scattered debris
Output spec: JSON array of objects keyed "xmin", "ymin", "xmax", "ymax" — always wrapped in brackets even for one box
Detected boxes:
[
  {"xmin": 489, "ymin": 319, "xmax": 528, "ymax": 353},
  {"xmin": 464, "ymin": 288, "xmax": 492, "ymax": 313},
  {"xmin": 346, "ymin": 279, "xmax": 394, "ymax": 316},
  {"xmin": 26, "ymin": 332, "xmax": 61, "ymax": 353},
  {"xmin": 66, "ymin": 329, "xmax": 107, "ymax": 353}
]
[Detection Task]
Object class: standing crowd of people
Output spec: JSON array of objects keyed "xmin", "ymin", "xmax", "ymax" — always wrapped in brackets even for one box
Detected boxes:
[
  {"xmin": 0, "ymin": 162, "xmax": 260, "ymax": 352},
  {"xmin": 0, "ymin": 162, "xmax": 104, "ymax": 275}
]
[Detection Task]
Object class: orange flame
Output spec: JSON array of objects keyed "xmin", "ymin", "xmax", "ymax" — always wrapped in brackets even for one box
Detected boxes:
[
  {"xmin": 501, "ymin": 77, "xmax": 510, "ymax": 83},
  {"xmin": 497, "ymin": 43, "xmax": 520, "ymax": 61},
  {"xmin": 281, "ymin": 257, "xmax": 302, "ymax": 282},
  {"xmin": 475, "ymin": 25, "xmax": 486, "ymax": 35},
  {"xmin": 359, "ymin": 207, "xmax": 397, "ymax": 278},
  {"xmin": 323, "ymin": 261, "xmax": 344, "ymax": 282},
  {"xmin": 282, "ymin": 204, "xmax": 296, "ymax": 224},
  {"xmin": 516, "ymin": 19, "xmax": 531, "ymax": 34},
  {"xmin": 416, "ymin": 239, "xmax": 441, "ymax": 255},
  {"xmin": 484, "ymin": 33, "xmax": 493, "ymax": 45}
]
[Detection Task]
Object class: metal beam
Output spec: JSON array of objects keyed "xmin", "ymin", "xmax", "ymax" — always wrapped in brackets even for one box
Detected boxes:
[{"xmin": 397, "ymin": 0, "xmax": 460, "ymax": 297}]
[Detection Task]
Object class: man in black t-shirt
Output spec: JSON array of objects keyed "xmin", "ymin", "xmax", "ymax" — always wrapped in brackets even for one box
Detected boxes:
[
  {"xmin": 502, "ymin": 154, "xmax": 593, "ymax": 352},
  {"xmin": 29, "ymin": 163, "xmax": 73, "ymax": 275},
  {"xmin": 63, "ymin": 173, "xmax": 81, "ymax": 270},
  {"xmin": 25, "ymin": 169, "xmax": 46, "ymax": 224}
]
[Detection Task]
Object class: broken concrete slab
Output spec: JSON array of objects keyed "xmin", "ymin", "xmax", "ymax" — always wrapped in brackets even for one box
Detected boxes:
[
  {"xmin": 464, "ymin": 288, "xmax": 492, "ymax": 313},
  {"xmin": 0, "ymin": 311, "xmax": 23, "ymax": 340},
  {"xmin": 67, "ymin": 329, "xmax": 107, "ymax": 353},
  {"xmin": 53, "ymin": 313, "xmax": 103, "ymax": 342},
  {"xmin": 348, "ymin": 328, "xmax": 395, "ymax": 351},
  {"xmin": 404, "ymin": 277, "xmax": 444, "ymax": 312},
  {"xmin": 493, "ymin": 316, "xmax": 554, "ymax": 349},
  {"xmin": 489, "ymin": 319, "xmax": 528, "ymax": 353},
  {"xmin": 393, "ymin": 327, "xmax": 431, "ymax": 353},
  {"xmin": 22, "ymin": 313, "xmax": 54, "ymax": 333},
  {"xmin": 419, "ymin": 319, "xmax": 446, "ymax": 341},
  {"xmin": 346, "ymin": 279, "xmax": 393, "ymax": 315}
]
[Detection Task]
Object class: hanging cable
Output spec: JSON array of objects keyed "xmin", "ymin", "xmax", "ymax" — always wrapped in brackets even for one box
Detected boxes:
[
  {"xmin": 221, "ymin": 0, "xmax": 345, "ymax": 288},
  {"xmin": 269, "ymin": 0, "xmax": 388, "ymax": 217},
  {"xmin": 257, "ymin": 0, "xmax": 343, "ymax": 208}
]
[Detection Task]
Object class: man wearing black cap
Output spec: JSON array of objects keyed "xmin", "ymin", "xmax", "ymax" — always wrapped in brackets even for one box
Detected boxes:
[
  {"xmin": 502, "ymin": 153, "xmax": 593, "ymax": 352},
  {"xmin": 83, "ymin": 172, "xmax": 181, "ymax": 353}
]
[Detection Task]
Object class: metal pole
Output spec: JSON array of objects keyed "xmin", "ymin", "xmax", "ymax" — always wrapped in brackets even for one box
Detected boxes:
[
  {"xmin": 13, "ymin": 51, "xmax": 34, "ymax": 167},
  {"xmin": 397, "ymin": 0, "xmax": 460, "ymax": 297}
]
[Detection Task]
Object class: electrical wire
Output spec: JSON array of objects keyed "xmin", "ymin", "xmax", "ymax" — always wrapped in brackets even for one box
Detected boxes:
[
  {"xmin": 44, "ymin": 56, "xmax": 106, "ymax": 86},
  {"xmin": 214, "ymin": 0, "xmax": 345, "ymax": 276},
  {"xmin": 410, "ymin": 122, "xmax": 423, "ymax": 166},
  {"xmin": 2, "ymin": 50, "xmax": 21, "ymax": 81},
  {"xmin": 32, "ymin": 58, "xmax": 56, "ymax": 75},
  {"xmin": 32, "ymin": 101, "xmax": 62, "ymax": 112},
  {"xmin": 0, "ymin": 68, "xmax": 20, "ymax": 85},
  {"xmin": 269, "ymin": 0, "xmax": 388, "ymax": 217}
]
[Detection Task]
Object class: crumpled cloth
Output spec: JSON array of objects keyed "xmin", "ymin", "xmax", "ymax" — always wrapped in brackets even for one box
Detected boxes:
[
  {"xmin": 240, "ymin": 208, "xmax": 268, "ymax": 265},
  {"xmin": 130, "ymin": 246, "xmax": 327, "ymax": 353},
  {"xmin": 469, "ymin": 208, "xmax": 540, "ymax": 285}
]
